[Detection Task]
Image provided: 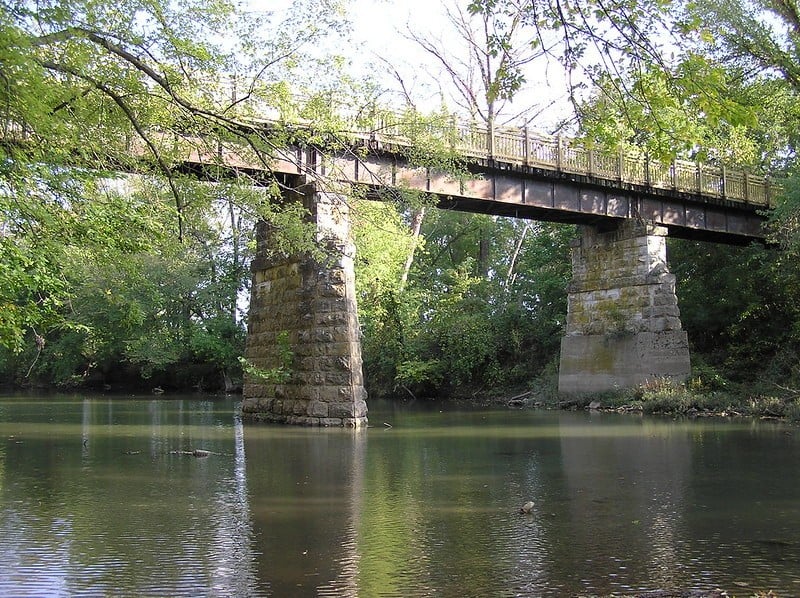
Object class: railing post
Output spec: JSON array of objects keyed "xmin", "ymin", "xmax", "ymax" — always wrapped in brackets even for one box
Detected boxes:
[
  {"xmin": 721, "ymin": 165, "xmax": 727, "ymax": 198},
  {"xmin": 523, "ymin": 127, "xmax": 530, "ymax": 166},
  {"xmin": 645, "ymin": 153, "xmax": 651, "ymax": 187},
  {"xmin": 556, "ymin": 136, "xmax": 564, "ymax": 171},
  {"xmin": 743, "ymin": 171, "xmax": 750, "ymax": 202},
  {"xmin": 488, "ymin": 120, "xmax": 495, "ymax": 160},
  {"xmin": 618, "ymin": 148, "xmax": 624, "ymax": 182},
  {"xmin": 671, "ymin": 160, "xmax": 677, "ymax": 190},
  {"xmin": 588, "ymin": 148, "xmax": 594, "ymax": 176},
  {"xmin": 697, "ymin": 164, "xmax": 703, "ymax": 195}
]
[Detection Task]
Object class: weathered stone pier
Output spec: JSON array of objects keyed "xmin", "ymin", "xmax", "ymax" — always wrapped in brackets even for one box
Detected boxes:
[
  {"xmin": 241, "ymin": 181, "xmax": 368, "ymax": 426},
  {"xmin": 558, "ymin": 220, "xmax": 691, "ymax": 394}
]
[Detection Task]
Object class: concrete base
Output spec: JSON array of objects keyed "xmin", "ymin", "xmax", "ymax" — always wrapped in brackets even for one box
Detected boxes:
[
  {"xmin": 241, "ymin": 396, "xmax": 368, "ymax": 428},
  {"xmin": 558, "ymin": 330, "xmax": 690, "ymax": 394}
]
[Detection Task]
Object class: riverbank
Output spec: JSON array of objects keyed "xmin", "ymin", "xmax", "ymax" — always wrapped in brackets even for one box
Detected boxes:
[{"xmin": 516, "ymin": 376, "xmax": 800, "ymax": 423}]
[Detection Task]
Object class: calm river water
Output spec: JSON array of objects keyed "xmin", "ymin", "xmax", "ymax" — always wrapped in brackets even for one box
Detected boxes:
[{"xmin": 1, "ymin": 394, "xmax": 799, "ymax": 597}]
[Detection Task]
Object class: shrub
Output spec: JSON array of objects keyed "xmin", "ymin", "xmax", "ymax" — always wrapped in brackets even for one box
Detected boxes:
[{"xmin": 637, "ymin": 377, "xmax": 692, "ymax": 413}]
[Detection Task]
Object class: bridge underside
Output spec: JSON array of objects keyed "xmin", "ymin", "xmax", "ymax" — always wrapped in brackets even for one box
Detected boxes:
[{"xmin": 358, "ymin": 160, "xmax": 767, "ymax": 246}]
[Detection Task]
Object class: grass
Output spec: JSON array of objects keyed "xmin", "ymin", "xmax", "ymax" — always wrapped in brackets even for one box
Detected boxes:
[{"xmin": 534, "ymin": 374, "xmax": 800, "ymax": 422}]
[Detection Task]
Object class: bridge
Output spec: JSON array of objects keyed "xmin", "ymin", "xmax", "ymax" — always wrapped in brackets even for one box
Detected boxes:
[
  {"xmin": 109, "ymin": 114, "xmax": 778, "ymax": 426},
  {"xmin": 196, "ymin": 116, "xmax": 772, "ymax": 243}
]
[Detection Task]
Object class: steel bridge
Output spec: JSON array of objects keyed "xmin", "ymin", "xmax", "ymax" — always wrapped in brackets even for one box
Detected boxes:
[{"xmin": 180, "ymin": 115, "xmax": 774, "ymax": 245}]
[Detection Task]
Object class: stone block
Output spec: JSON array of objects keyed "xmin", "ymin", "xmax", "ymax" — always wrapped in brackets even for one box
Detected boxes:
[
  {"xmin": 318, "ymin": 282, "xmax": 347, "ymax": 298},
  {"xmin": 354, "ymin": 398, "xmax": 368, "ymax": 417},
  {"xmin": 315, "ymin": 329, "xmax": 334, "ymax": 343},
  {"xmin": 315, "ymin": 312, "xmax": 348, "ymax": 326},
  {"xmin": 331, "ymin": 326, "xmax": 354, "ymax": 343},
  {"xmin": 316, "ymin": 385, "xmax": 344, "ymax": 402},
  {"xmin": 294, "ymin": 343, "xmax": 314, "ymax": 358},
  {"xmin": 325, "ymin": 372, "xmax": 352, "ymax": 386},
  {"xmin": 292, "ymin": 399, "xmax": 310, "ymax": 415},
  {"xmin": 330, "ymin": 401, "xmax": 355, "ymax": 418},
  {"xmin": 308, "ymin": 400, "xmax": 329, "ymax": 417}
]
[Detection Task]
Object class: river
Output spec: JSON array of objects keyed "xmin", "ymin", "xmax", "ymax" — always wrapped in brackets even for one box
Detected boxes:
[{"xmin": 0, "ymin": 394, "xmax": 799, "ymax": 596}]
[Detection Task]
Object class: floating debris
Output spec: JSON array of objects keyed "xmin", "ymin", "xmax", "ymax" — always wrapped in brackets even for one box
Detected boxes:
[{"xmin": 169, "ymin": 449, "xmax": 214, "ymax": 458}]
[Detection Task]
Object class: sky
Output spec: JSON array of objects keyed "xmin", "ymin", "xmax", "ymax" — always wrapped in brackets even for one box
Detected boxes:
[
  {"xmin": 243, "ymin": 0, "xmax": 578, "ymax": 133},
  {"xmin": 344, "ymin": 0, "xmax": 576, "ymax": 132}
]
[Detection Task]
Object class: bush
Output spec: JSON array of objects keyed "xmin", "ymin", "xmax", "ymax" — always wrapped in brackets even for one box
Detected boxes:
[
  {"xmin": 786, "ymin": 400, "xmax": 800, "ymax": 422},
  {"xmin": 635, "ymin": 377, "xmax": 693, "ymax": 413}
]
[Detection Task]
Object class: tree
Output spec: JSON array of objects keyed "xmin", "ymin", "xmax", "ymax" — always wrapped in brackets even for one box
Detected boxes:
[
  {"xmin": 675, "ymin": 0, "xmax": 800, "ymax": 246},
  {"xmin": 404, "ymin": 0, "xmax": 551, "ymax": 131},
  {"xmin": 0, "ymin": 0, "xmax": 359, "ymax": 386},
  {"xmin": 0, "ymin": 0, "xmax": 350, "ymax": 364}
]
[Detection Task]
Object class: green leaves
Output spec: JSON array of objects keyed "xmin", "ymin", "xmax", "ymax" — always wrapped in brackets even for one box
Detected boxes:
[
  {"xmin": 0, "ymin": 0, "xmax": 353, "ymax": 381},
  {"xmin": 354, "ymin": 195, "xmax": 574, "ymax": 399}
]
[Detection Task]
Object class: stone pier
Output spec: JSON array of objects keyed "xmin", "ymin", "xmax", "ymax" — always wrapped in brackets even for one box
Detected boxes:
[
  {"xmin": 558, "ymin": 220, "xmax": 690, "ymax": 394},
  {"xmin": 241, "ymin": 181, "xmax": 368, "ymax": 426}
]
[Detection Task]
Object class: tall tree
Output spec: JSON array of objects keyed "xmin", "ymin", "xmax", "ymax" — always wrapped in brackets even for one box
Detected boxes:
[
  {"xmin": 405, "ymin": 0, "xmax": 548, "ymax": 131},
  {"xmin": 0, "ymin": 0, "xmax": 357, "ymax": 385}
]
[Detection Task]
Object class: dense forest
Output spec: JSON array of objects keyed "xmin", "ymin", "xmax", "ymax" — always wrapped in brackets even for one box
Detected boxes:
[{"xmin": 2, "ymin": 0, "xmax": 800, "ymax": 408}]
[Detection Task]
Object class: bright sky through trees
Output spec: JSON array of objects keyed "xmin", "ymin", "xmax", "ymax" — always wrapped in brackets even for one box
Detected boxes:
[{"xmin": 348, "ymin": 0, "xmax": 575, "ymax": 129}]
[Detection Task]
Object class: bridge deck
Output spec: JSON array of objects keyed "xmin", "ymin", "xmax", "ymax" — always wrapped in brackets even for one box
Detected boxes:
[
  {"xmin": 263, "ymin": 139, "xmax": 770, "ymax": 244},
  {"xmin": 173, "ymin": 114, "xmax": 772, "ymax": 243},
  {"xmin": 6, "ymin": 113, "xmax": 768, "ymax": 243}
]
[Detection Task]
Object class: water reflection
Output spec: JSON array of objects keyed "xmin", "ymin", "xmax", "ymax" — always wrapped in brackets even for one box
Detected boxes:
[
  {"xmin": 0, "ymin": 396, "xmax": 259, "ymax": 597},
  {"xmin": 1, "ymin": 396, "xmax": 800, "ymax": 596},
  {"xmin": 554, "ymin": 416, "xmax": 692, "ymax": 594},
  {"xmin": 242, "ymin": 427, "xmax": 367, "ymax": 596}
]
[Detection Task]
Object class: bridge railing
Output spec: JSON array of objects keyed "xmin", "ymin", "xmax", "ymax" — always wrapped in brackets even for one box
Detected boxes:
[
  {"xmin": 355, "ymin": 114, "xmax": 775, "ymax": 207},
  {"xmin": 1, "ymin": 104, "xmax": 777, "ymax": 207}
]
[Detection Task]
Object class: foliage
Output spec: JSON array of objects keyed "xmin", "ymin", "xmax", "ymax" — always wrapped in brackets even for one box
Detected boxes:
[
  {"xmin": 0, "ymin": 0, "xmax": 356, "ymax": 389},
  {"xmin": 578, "ymin": 59, "xmax": 767, "ymax": 165},
  {"xmin": 632, "ymin": 377, "xmax": 693, "ymax": 413},
  {"xmin": 670, "ymin": 239, "xmax": 800, "ymax": 390},
  {"xmin": 354, "ymin": 197, "xmax": 575, "ymax": 399},
  {"xmin": 0, "ymin": 175, "xmax": 256, "ymax": 389},
  {"xmin": 238, "ymin": 331, "xmax": 293, "ymax": 384}
]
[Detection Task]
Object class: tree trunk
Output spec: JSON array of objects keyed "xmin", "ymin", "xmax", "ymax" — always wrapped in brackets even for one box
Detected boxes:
[
  {"xmin": 478, "ymin": 222, "xmax": 490, "ymax": 276},
  {"xmin": 505, "ymin": 222, "xmax": 531, "ymax": 288},
  {"xmin": 400, "ymin": 207, "xmax": 426, "ymax": 290}
]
